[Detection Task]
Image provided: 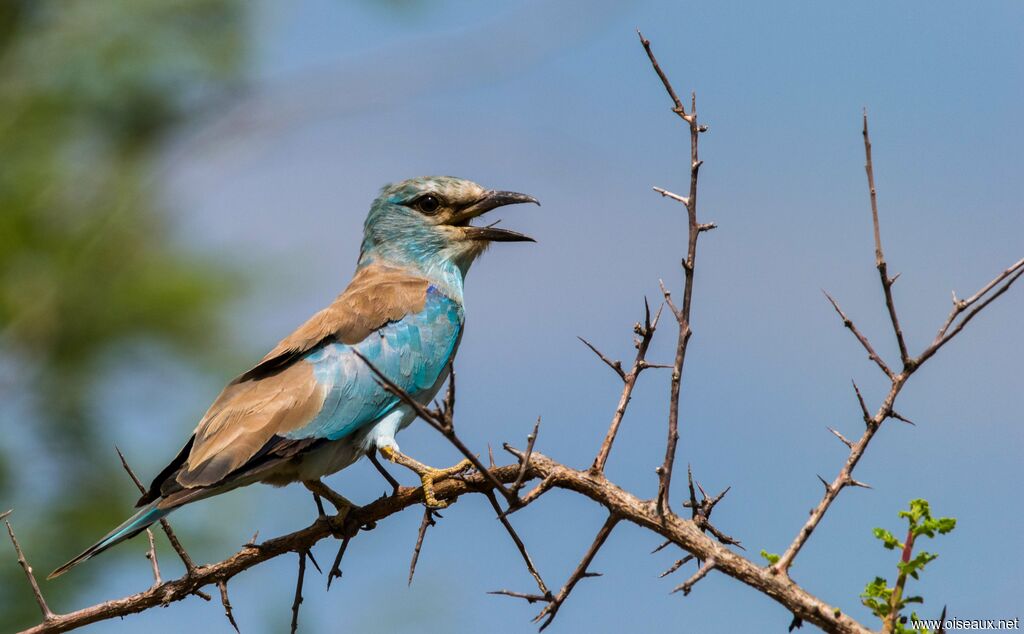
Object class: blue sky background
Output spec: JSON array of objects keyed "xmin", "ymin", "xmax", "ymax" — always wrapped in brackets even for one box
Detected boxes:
[{"xmin": 69, "ymin": 1, "xmax": 1023, "ymax": 632}]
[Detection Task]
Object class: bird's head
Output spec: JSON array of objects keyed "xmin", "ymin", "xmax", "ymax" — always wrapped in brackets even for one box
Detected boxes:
[{"xmin": 358, "ymin": 176, "xmax": 539, "ymax": 275}]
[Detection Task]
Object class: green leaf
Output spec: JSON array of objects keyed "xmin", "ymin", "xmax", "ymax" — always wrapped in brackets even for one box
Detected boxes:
[
  {"xmin": 873, "ymin": 527, "xmax": 902, "ymax": 549},
  {"xmin": 861, "ymin": 576, "xmax": 893, "ymax": 618},
  {"xmin": 759, "ymin": 549, "xmax": 780, "ymax": 565},
  {"xmin": 899, "ymin": 551, "xmax": 938, "ymax": 576},
  {"xmin": 899, "ymin": 499, "xmax": 931, "ymax": 526}
]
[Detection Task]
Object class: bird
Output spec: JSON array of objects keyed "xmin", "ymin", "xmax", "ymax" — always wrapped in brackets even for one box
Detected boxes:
[{"xmin": 49, "ymin": 176, "xmax": 539, "ymax": 578}]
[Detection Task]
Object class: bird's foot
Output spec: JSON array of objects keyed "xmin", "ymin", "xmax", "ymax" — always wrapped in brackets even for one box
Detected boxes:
[{"xmin": 378, "ymin": 446, "xmax": 472, "ymax": 508}]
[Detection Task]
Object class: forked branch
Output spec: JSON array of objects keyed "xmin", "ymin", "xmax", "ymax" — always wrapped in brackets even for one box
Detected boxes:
[{"xmin": 772, "ymin": 112, "xmax": 1022, "ymax": 577}]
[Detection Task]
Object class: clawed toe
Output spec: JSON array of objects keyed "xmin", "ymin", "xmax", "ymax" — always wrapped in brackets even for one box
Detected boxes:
[
  {"xmin": 419, "ymin": 459, "xmax": 473, "ymax": 508},
  {"xmin": 379, "ymin": 447, "xmax": 474, "ymax": 508}
]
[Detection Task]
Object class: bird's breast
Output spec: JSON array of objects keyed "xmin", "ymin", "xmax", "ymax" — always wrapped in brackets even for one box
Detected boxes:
[{"xmin": 290, "ymin": 288, "xmax": 464, "ymax": 442}]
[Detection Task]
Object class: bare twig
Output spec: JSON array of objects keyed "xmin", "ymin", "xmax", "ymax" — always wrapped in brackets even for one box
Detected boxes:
[
  {"xmin": 651, "ymin": 539, "xmax": 673, "ymax": 554},
  {"xmin": 851, "ymin": 381, "xmax": 872, "ymax": 425},
  {"xmin": 890, "ymin": 410, "xmax": 915, "ymax": 426},
  {"xmin": 863, "ymin": 111, "xmax": 910, "ymax": 368},
  {"xmin": 937, "ymin": 257, "xmax": 1024, "ymax": 339},
  {"xmin": 326, "ymin": 535, "xmax": 351, "ymax": 591},
  {"xmin": 144, "ymin": 530, "xmax": 161, "ymax": 588},
  {"xmin": 919, "ymin": 263, "xmax": 1024, "ymax": 367},
  {"xmin": 774, "ymin": 367, "xmax": 896, "ymax": 576},
  {"xmin": 483, "ymin": 491, "xmax": 551, "ymax": 600},
  {"xmin": 772, "ymin": 114, "xmax": 1023, "ymax": 577},
  {"xmin": 305, "ymin": 549, "xmax": 321, "ymax": 575},
  {"xmin": 534, "ymin": 515, "xmax": 619, "ymax": 631},
  {"xmin": 488, "ymin": 589, "xmax": 547, "ymax": 603},
  {"xmin": 591, "ymin": 299, "xmax": 662, "ymax": 474},
  {"xmin": 659, "ymin": 554, "xmax": 695, "ymax": 578},
  {"xmin": 672, "ymin": 558, "xmax": 716, "ymax": 595},
  {"xmin": 936, "ymin": 606, "xmax": 948, "ymax": 634},
  {"xmin": 407, "ymin": 507, "xmax": 438, "ymax": 586},
  {"xmin": 639, "ymin": 32, "xmax": 710, "ymax": 516},
  {"xmin": 577, "ymin": 337, "xmax": 626, "ymax": 380},
  {"xmin": 823, "ymin": 291, "xmax": 894, "ymax": 378},
  {"xmin": 507, "ymin": 471, "xmax": 556, "ymax": 513},
  {"xmin": 637, "ymin": 29, "xmax": 686, "ymax": 118},
  {"xmin": 217, "ymin": 581, "xmax": 240, "ymax": 634},
  {"xmin": 683, "ymin": 466, "xmax": 742, "ymax": 548},
  {"xmin": 653, "ymin": 186, "xmax": 689, "ymax": 206},
  {"xmin": 290, "ymin": 551, "xmax": 307, "ymax": 634},
  {"xmin": 6, "ymin": 517, "xmax": 55, "ymax": 622},
  {"xmin": 512, "ymin": 418, "xmax": 542, "ymax": 496},
  {"xmin": 827, "ymin": 427, "xmax": 854, "ymax": 449}
]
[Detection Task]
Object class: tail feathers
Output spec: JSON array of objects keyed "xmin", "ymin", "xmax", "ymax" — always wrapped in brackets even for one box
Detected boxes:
[{"xmin": 48, "ymin": 502, "xmax": 170, "ymax": 579}]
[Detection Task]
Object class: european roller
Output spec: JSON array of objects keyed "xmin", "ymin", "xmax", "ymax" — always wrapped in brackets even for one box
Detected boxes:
[{"xmin": 50, "ymin": 176, "xmax": 538, "ymax": 578}]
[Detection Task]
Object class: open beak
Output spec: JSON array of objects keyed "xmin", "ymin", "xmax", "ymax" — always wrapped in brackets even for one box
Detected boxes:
[{"xmin": 454, "ymin": 190, "xmax": 539, "ymax": 242}]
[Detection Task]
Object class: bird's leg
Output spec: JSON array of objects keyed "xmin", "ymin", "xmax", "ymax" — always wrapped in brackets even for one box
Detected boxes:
[
  {"xmin": 378, "ymin": 446, "xmax": 472, "ymax": 509},
  {"xmin": 311, "ymin": 493, "xmax": 327, "ymax": 518},
  {"xmin": 367, "ymin": 450, "xmax": 401, "ymax": 496},
  {"xmin": 303, "ymin": 480, "xmax": 356, "ymax": 534}
]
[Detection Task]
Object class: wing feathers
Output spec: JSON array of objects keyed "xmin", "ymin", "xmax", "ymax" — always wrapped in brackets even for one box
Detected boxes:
[
  {"xmin": 238, "ymin": 265, "xmax": 429, "ymax": 382},
  {"xmin": 171, "ymin": 264, "xmax": 430, "ymax": 491},
  {"xmin": 179, "ymin": 360, "xmax": 325, "ymax": 487}
]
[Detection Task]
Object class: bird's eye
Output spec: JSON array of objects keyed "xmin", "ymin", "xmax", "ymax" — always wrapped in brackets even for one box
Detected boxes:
[{"xmin": 414, "ymin": 194, "xmax": 441, "ymax": 214}]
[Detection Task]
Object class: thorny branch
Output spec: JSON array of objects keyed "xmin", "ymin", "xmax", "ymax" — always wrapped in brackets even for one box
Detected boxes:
[
  {"xmin": 823, "ymin": 291, "xmax": 894, "ymax": 379},
  {"xmin": 639, "ymin": 29, "xmax": 713, "ymax": 517},
  {"xmin": 5, "ymin": 512, "xmax": 55, "ymax": 623},
  {"xmin": 683, "ymin": 466, "xmax": 742, "ymax": 549},
  {"xmin": 8, "ymin": 32, "xmax": 1021, "ymax": 634},
  {"xmin": 770, "ymin": 111, "xmax": 1023, "ymax": 581},
  {"xmin": 588, "ymin": 298, "xmax": 663, "ymax": 474},
  {"xmin": 483, "ymin": 491, "xmax": 551, "ymax": 601},
  {"xmin": 217, "ymin": 581, "xmax": 239, "ymax": 634},
  {"xmin": 289, "ymin": 551, "xmax": 308, "ymax": 634},
  {"xmin": 862, "ymin": 111, "xmax": 911, "ymax": 368},
  {"xmin": 531, "ymin": 515, "xmax": 619, "ymax": 632},
  {"xmin": 407, "ymin": 506, "xmax": 439, "ymax": 586}
]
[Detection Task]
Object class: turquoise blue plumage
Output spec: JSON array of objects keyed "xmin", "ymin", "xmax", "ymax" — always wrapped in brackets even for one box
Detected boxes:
[
  {"xmin": 50, "ymin": 176, "xmax": 538, "ymax": 578},
  {"xmin": 294, "ymin": 286, "xmax": 464, "ymax": 441}
]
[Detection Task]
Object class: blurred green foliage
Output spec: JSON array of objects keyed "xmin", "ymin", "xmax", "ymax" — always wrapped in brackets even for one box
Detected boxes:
[{"xmin": 0, "ymin": 0, "xmax": 245, "ymax": 628}]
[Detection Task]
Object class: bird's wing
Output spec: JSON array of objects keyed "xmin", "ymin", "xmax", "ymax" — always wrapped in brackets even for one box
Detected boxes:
[
  {"xmin": 140, "ymin": 264, "xmax": 449, "ymax": 499},
  {"xmin": 237, "ymin": 264, "xmax": 432, "ymax": 382},
  {"xmin": 173, "ymin": 359, "xmax": 327, "ymax": 489}
]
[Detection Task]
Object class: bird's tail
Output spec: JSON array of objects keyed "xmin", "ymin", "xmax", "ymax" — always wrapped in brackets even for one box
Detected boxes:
[{"xmin": 48, "ymin": 501, "xmax": 170, "ymax": 579}]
